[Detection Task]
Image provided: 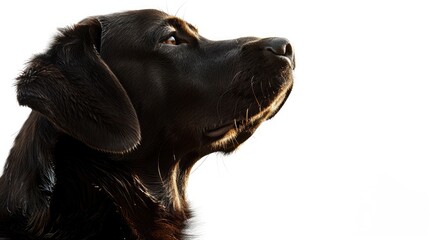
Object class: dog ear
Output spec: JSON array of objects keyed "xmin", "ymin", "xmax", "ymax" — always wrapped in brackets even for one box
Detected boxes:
[{"xmin": 16, "ymin": 18, "xmax": 141, "ymax": 153}]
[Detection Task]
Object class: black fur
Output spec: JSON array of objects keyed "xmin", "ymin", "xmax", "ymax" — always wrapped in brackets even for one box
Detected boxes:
[{"xmin": 0, "ymin": 9, "xmax": 294, "ymax": 240}]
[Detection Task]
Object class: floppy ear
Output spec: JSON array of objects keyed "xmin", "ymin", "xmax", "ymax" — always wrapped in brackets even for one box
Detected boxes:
[{"xmin": 16, "ymin": 18, "xmax": 141, "ymax": 153}]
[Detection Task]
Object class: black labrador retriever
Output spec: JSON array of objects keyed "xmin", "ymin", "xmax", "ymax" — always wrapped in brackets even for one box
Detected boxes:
[{"xmin": 0, "ymin": 9, "xmax": 294, "ymax": 240}]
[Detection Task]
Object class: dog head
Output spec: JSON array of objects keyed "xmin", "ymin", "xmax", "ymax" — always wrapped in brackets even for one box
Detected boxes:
[{"xmin": 16, "ymin": 8, "xmax": 294, "ymax": 167}]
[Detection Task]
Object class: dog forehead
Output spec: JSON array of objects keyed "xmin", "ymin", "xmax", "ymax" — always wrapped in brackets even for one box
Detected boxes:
[
  {"xmin": 96, "ymin": 10, "xmax": 166, "ymax": 51},
  {"xmin": 101, "ymin": 9, "xmax": 197, "ymax": 34},
  {"xmin": 98, "ymin": 9, "xmax": 200, "ymax": 54},
  {"xmin": 111, "ymin": 9, "xmax": 169, "ymax": 19}
]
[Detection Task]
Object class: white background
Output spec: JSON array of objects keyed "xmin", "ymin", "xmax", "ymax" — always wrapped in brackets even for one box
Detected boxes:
[{"xmin": 1, "ymin": 1, "xmax": 428, "ymax": 239}]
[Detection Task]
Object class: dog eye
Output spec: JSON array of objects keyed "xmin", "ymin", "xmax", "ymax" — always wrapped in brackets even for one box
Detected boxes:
[{"xmin": 162, "ymin": 36, "xmax": 177, "ymax": 45}]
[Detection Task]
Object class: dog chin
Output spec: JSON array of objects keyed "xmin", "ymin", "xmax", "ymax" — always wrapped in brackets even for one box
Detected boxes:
[{"xmin": 207, "ymin": 74, "xmax": 293, "ymax": 152}]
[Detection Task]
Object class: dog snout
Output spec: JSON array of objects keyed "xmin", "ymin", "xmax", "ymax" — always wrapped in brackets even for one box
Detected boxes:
[{"xmin": 263, "ymin": 37, "xmax": 295, "ymax": 68}]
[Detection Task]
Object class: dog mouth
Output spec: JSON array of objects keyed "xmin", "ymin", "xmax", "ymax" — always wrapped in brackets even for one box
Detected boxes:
[
  {"xmin": 204, "ymin": 122, "xmax": 236, "ymax": 138},
  {"xmin": 203, "ymin": 119, "xmax": 249, "ymax": 139},
  {"xmin": 202, "ymin": 107, "xmax": 274, "ymax": 140}
]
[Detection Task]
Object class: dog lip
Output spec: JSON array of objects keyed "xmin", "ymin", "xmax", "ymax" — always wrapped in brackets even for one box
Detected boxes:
[{"xmin": 204, "ymin": 123, "xmax": 235, "ymax": 138}]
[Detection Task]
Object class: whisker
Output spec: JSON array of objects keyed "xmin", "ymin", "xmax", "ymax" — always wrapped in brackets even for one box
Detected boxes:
[
  {"xmin": 260, "ymin": 81, "xmax": 267, "ymax": 100},
  {"xmin": 232, "ymin": 134, "xmax": 240, "ymax": 147},
  {"xmin": 157, "ymin": 159, "xmax": 164, "ymax": 186},
  {"xmin": 174, "ymin": 0, "xmax": 188, "ymax": 17},
  {"xmin": 250, "ymin": 76, "xmax": 261, "ymax": 111},
  {"xmin": 191, "ymin": 155, "xmax": 209, "ymax": 174},
  {"xmin": 231, "ymin": 70, "xmax": 243, "ymax": 85}
]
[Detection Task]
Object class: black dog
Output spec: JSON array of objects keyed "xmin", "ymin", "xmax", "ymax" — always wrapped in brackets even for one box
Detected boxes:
[{"xmin": 0, "ymin": 9, "xmax": 294, "ymax": 240}]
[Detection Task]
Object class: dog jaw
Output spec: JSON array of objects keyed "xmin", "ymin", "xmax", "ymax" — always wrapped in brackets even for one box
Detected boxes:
[{"xmin": 210, "ymin": 71, "xmax": 293, "ymax": 151}]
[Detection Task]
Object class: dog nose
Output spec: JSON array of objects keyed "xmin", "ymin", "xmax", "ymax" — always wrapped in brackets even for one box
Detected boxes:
[
  {"xmin": 264, "ymin": 38, "xmax": 293, "ymax": 57},
  {"xmin": 264, "ymin": 38, "xmax": 295, "ymax": 68}
]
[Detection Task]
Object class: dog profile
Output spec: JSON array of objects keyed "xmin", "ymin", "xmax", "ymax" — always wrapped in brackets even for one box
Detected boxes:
[{"xmin": 0, "ymin": 9, "xmax": 294, "ymax": 240}]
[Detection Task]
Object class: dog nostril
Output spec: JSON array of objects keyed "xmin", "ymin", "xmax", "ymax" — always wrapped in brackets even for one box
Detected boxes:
[
  {"xmin": 264, "ymin": 38, "xmax": 293, "ymax": 58},
  {"xmin": 285, "ymin": 43, "xmax": 293, "ymax": 59}
]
